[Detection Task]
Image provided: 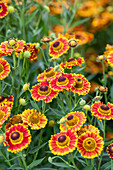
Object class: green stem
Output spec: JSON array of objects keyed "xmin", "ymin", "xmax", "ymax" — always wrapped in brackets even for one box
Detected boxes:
[
  {"xmin": 21, "ymin": 0, "xmax": 26, "ymax": 40},
  {"xmin": 97, "ymin": 120, "xmax": 106, "ymax": 170},
  {"xmin": 65, "ymin": 91, "xmax": 71, "ymax": 111},
  {"xmin": 70, "ymin": 153, "xmax": 79, "ymax": 170},
  {"xmin": 34, "ymin": 101, "xmax": 41, "ymax": 112},
  {"xmin": 85, "ymin": 158, "xmax": 89, "ymax": 166},
  {"xmin": 16, "ymin": 55, "xmax": 21, "ymax": 107},
  {"xmin": 39, "ymin": 47, "xmax": 49, "ymax": 67},
  {"xmin": 102, "ymin": 60, "xmax": 106, "ymax": 87},
  {"xmin": 33, "ymin": 129, "xmax": 43, "ymax": 161},
  {"xmin": 91, "ymin": 159, "xmax": 94, "ymax": 169},
  {"xmin": 71, "ymin": 48, "xmax": 74, "ymax": 58},
  {"xmin": 0, "ymin": 80, "xmax": 1, "ymax": 95},
  {"xmin": 57, "ymin": 94, "xmax": 66, "ymax": 114},
  {"xmin": 21, "ymin": 153, "xmax": 28, "ymax": 170},
  {"xmin": 111, "ymin": 159, "xmax": 113, "ymax": 170}
]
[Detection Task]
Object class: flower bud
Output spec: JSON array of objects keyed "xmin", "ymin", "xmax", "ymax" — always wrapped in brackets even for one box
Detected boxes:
[
  {"xmin": 19, "ymin": 98, "xmax": 26, "ymax": 106},
  {"xmin": 24, "ymin": 51, "xmax": 31, "ymax": 58},
  {"xmin": 7, "ymin": 6, "xmax": 15, "ymax": 13},
  {"xmin": 68, "ymin": 39, "xmax": 78, "ymax": 48},
  {"xmin": 74, "ymin": 52, "xmax": 81, "ymax": 59},
  {"xmin": 79, "ymin": 99, "xmax": 86, "ymax": 106},
  {"xmin": 44, "ymin": 5, "xmax": 50, "ymax": 12},
  {"xmin": 96, "ymin": 55, "xmax": 106, "ymax": 62},
  {"xmin": 49, "ymin": 57, "xmax": 59, "ymax": 62},
  {"xmin": 0, "ymin": 134, "xmax": 5, "ymax": 144},
  {"xmin": 41, "ymin": 36, "xmax": 51, "ymax": 43},
  {"xmin": 35, "ymin": 43, "xmax": 40, "ymax": 49},
  {"xmin": 8, "ymin": 38, "xmax": 17, "ymax": 47},
  {"xmin": 93, "ymin": 96, "xmax": 102, "ymax": 101},
  {"xmin": 48, "ymin": 120, "xmax": 55, "ymax": 127},
  {"xmin": 23, "ymin": 83, "xmax": 30, "ymax": 91},
  {"xmin": 83, "ymin": 105, "xmax": 91, "ymax": 111},
  {"xmin": 48, "ymin": 157, "xmax": 52, "ymax": 163},
  {"xmin": 98, "ymin": 86, "xmax": 108, "ymax": 93},
  {"xmin": 57, "ymin": 118, "xmax": 67, "ymax": 124}
]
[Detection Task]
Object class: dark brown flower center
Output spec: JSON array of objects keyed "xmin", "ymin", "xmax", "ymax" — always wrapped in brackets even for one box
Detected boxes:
[
  {"xmin": 75, "ymin": 35, "xmax": 81, "ymax": 39},
  {"xmin": 67, "ymin": 58, "xmax": 75, "ymax": 62},
  {"xmin": 39, "ymin": 85, "xmax": 48, "ymax": 91},
  {"xmin": 100, "ymin": 105, "xmax": 109, "ymax": 110},
  {"xmin": 53, "ymin": 41, "xmax": 60, "ymax": 47},
  {"xmin": 58, "ymin": 76, "xmax": 66, "ymax": 82},
  {"xmin": 11, "ymin": 132, "xmax": 20, "ymax": 140},
  {"xmin": 46, "ymin": 68, "xmax": 51, "ymax": 72},
  {"xmin": 0, "ymin": 96, "xmax": 5, "ymax": 102},
  {"xmin": 58, "ymin": 135, "xmax": 66, "ymax": 143},
  {"xmin": 10, "ymin": 115, "xmax": 23, "ymax": 125},
  {"xmin": 75, "ymin": 78, "xmax": 83, "ymax": 89},
  {"xmin": 67, "ymin": 115, "xmax": 73, "ymax": 120}
]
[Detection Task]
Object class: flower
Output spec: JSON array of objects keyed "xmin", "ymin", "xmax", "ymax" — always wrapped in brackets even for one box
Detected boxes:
[
  {"xmin": 71, "ymin": 74, "xmax": 90, "ymax": 95},
  {"xmin": 91, "ymin": 101, "xmax": 113, "ymax": 120},
  {"xmin": 0, "ymin": 3, "xmax": 8, "ymax": 18},
  {"xmin": 5, "ymin": 124, "xmax": 31, "ymax": 153},
  {"xmin": 77, "ymin": 132, "xmax": 104, "ymax": 159},
  {"xmin": 106, "ymin": 50, "xmax": 113, "ymax": 67},
  {"xmin": 5, "ymin": 114, "xmax": 27, "ymax": 130},
  {"xmin": 68, "ymin": 39, "xmax": 78, "ymax": 47},
  {"xmin": 77, "ymin": 125, "xmax": 100, "ymax": 137},
  {"xmin": 0, "ymin": 105, "xmax": 10, "ymax": 128},
  {"xmin": 50, "ymin": 73, "xmax": 75, "ymax": 92},
  {"xmin": 49, "ymin": 34, "xmax": 69, "ymax": 58},
  {"xmin": 37, "ymin": 67, "xmax": 61, "ymax": 82},
  {"xmin": 49, "ymin": 130, "xmax": 77, "ymax": 156},
  {"xmin": 60, "ymin": 57, "xmax": 85, "ymax": 69},
  {"xmin": 0, "ymin": 95, "xmax": 13, "ymax": 109},
  {"xmin": 0, "ymin": 39, "xmax": 25, "ymax": 56},
  {"xmin": 23, "ymin": 43, "xmax": 40, "ymax": 61},
  {"xmin": 31, "ymin": 80, "xmax": 58, "ymax": 103},
  {"xmin": 22, "ymin": 109, "xmax": 47, "ymax": 130},
  {"xmin": 0, "ymin": 58, "xmax": 10, "ymax": 80},
  {"xmin": 106, "ymin": 143, "xmax": 113, "ymax": 160},
  {"xmin": 60, "ymin": 111, "xmax": 86, "ymax": 132},
  {"xmin": 41, "ymin": 36, "xmax": 51, "ymax": 43}
]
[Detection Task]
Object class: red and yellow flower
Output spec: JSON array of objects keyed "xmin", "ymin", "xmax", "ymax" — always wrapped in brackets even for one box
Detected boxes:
[
  {"xmin": 49, "ymin": 130, "xmax": 77, "ymax": 156},
  {"xmin": 50, "ymin": 73, "xmax": 75, "ymax": 92},
  {"xmin": 106, "ymin": 143, "xmax": 113, "ymax": 160},
  {"xmin": 60, "ymin": 111, "xmax": 86, "ymax": 132},
  {"xmin": 77, "ymin": 125, "xmax": 100, "ymax": 137},
  {"xmin": 0, "ymin": 105, "xmax": 10, "ymax": 128},
  {"xmin": 5, "ymin": 124, "xmax": 31, "ymax": 153},
  {"xmin": 31, "ymin": 80, "xmax": 58, "ymax": 103},
  {"xmin": 22, "ymin": 109, "xmax": 47, "ymax": 130},
  {"xmin": 0, "ymin": 58, "xmax": 10, "ymax": 80},
  {"xmin": 0, "ymin": 39, "xmax": 25, "ymax": 56},
  {"xmin": 71, "ymin": 74, "xmax": 90, "ymax": 95},
  {"xmin": 77, "ymin": 131, "xmax": 104, "ymax": 159},
  {"xmin": 37, "ymin": 67, "xmax": 61, "ymax": 82},
  {"xmin": 23, "ymin": 43, "xmax": 40, "ymax": 61},
  {"xmin": 0, "ymin": 2, "xmax": 8, "ymax": 18},
  {"xmin": 91, "ymin": 101, "xmax": 113, "ymax": 120},
  {"xmin": 60, "ymin": 57, "xmax": 85, "ymax": 69},
  {"xmin": 0, "ymin": 96, "xmax": 13, "ymax": 109},
  {"xmin": 74, "ymin": 31, "xmax": 94, "ymax": 45},
  {"xmin": 49, "ymin": 34, "xmax": 69, "ymax": 58}
]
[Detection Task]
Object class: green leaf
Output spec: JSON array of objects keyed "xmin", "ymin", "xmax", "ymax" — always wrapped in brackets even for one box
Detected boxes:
[
  {"xmin": 74, "ymin": 156, "xmax": 87, "ymax": 167},
  {"xmin": 29, "ymin": 157, "xmax": 45, "ymax": 169},
  {"xmin": 8, "ymin": 164, "xmax": 23, "ymax": 169},
  {"xmin": 29, "ymin": 142, "xmax": 47, "ymax": 154},
  {"xmin": 25, "ymin": 8, "xmax": 39, "ymax": 26},
  {"xmin": 30, "ymin": 99, "xmax": 40, "ymax": 111},
  {"xmin": 11, "ymin": 0, "xmax": 20, "ymax": 12},
  {"xmin": 84, "ymin": 165, "xmax": 93, "ymax": 170},
  {"xmin": 50, "ymin": 162, "xmax": 72, "ymax": 168},
  {"xmin": 71, "ymin": 18, "xmax": 90, "ymax": 28},
  {"xmin": 97, "ymin": 119, "xmax": 104, "ymax": 132},
  {"xmin": 100, "ymin": 161, "xmax": 111, "ymax": 170},
  {"xmin": 49, "ymin": 15, "xmax": 62, "ymax": 25}
]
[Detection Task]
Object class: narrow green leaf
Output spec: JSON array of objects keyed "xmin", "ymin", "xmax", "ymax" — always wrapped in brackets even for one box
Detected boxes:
[
  {"xmin": 8, "ymin": 164, "xmax": 23, "ymax": 169},
  {"xmin": 50, "ymin": 162, "xmax": 72, "ymax": 168},
  {"xmin": 25, "ymin": 8, "xmax": 39, "ymax": 26},
  {"xmin": 97, "ymin": 119, "xmax": 104, "ymax": 132},
  {"xmin": 100, "ymin": 161, "xmax": 111, "ymax": 170},
  {"xmin": 29, "ymin": 142, "xmax": 47, "ymax": 154},
  {"xmin": 30, "ymin": 99, "xmax": 40, "ymax": 111},
  {"xmin": 71, "ymin": 18, "xmax": 89, "ymax": 28},
  {"xmin": 84, "ymin": 165, "xmax": 93, "ymax": 170},
  {"xmin": 29, "ymin": 157, "xmax": 45, "ymax": 169}
]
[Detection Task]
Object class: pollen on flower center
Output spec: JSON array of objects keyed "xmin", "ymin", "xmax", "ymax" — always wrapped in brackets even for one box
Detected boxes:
[
  {"xmin": 58, "ymin": 76, "xmax": 66, "ymax": 82},
  {"xmin": 0, "ymin": 64, "xmax": 4, "ymax": 73},
  {"xmin": 29, "ymin": 113, "xmax": 40, "ymax": 124},
  {"xmin": 7, "ymin": 39, "xmax": 17, "ymax": 49},
  {"xmin": 100, "ymin": 105, "xmax": 109, "ymax": 110},
  {"xmin": 58, "ymin": 135, "xmax": 66, "ymax": 143},
  {"xmin": 67, "ymin": 115, "xmax": 73, "ymax": 120},
  {"xmin": 39, "ymin": 85, "xmax": 48, "ymax": 91},
  {"xmin": 67, "ymin": 58, "xmax": 75, "ymax": 62},
  {"xmin": 83, "ymin": 137, "xmax": 97, "ymax": 151},
  {"xmin": 109, "ymin": 146, "xmax": 113, "ymax": 154},
  {"xmin": 75, "ymin": 78, "xmax": 84, "ymax": 89},
  {"xmin": 53, "ymin": 41, "xmax": 60, "ymax": 47},
  {"xmin": 0, "ymin": 110, "xmax": 5, "ymax": 120},
  {"xmin": 11, "ymin": 132, "xmax": 20, "ymax": 140},
  {"xmin": 44, "ymin": 68, "xmax": 55, "ymax": 78}
]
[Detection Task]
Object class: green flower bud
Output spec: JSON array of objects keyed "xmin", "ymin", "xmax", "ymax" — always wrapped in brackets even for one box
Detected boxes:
[
  {"xmin": 79, "ymin": 99, "xmax": 86, "ymax": 106},
  {"xmin": 24, "ymin": 51, "xmax": 31, "ymax": 58}
]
